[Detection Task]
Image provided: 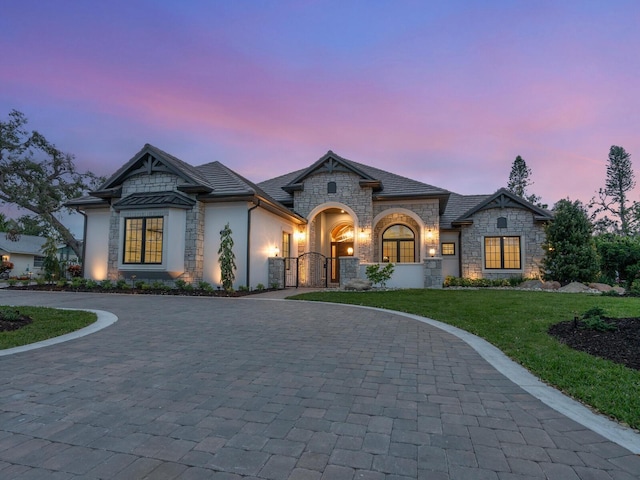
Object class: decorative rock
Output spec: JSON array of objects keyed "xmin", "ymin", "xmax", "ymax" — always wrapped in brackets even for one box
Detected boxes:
[
  {"xmin": 540, "ymin": 281, "xmax": 561, "ymax": 290},
  {"xmin": 589, "ymin": 282, "xmax": 613, "ymax": 292},
  {"xmin": 344, "ymin": 279, "xmax": 373, "ymax": 291},
  {"xmin": 613, "ymin": 286, "xmax": 626, "ymax": 295},
  {"xmin": 558, "ymin": 282, "xmax": 597, "ymax": 293},
  {"xmin": 520, "ymin": 279, "xmax": 543, "ymax": 289}
]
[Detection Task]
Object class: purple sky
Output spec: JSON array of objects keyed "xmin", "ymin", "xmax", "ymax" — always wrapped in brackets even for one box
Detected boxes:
[{"xmin": 2, "ymin": 0, "xmax": 640, "ymax": 236}]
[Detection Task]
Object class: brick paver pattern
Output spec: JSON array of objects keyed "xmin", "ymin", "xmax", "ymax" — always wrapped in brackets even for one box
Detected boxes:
[{"xmin": 0, "ymin": 291, "xmax": 638, "ymax": 479}]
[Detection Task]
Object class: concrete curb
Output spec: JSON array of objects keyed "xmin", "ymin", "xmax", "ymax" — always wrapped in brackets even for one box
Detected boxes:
[{"xmin": 0, "ymin": 308, "xmax": 118, "ymax": 357}]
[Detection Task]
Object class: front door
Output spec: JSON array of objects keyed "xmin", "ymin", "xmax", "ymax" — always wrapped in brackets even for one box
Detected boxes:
[{"xmin": 331, "ymin": 242, "xmax": 354, "ymax": 283}]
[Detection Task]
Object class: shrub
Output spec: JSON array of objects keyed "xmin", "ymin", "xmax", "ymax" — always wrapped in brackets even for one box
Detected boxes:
[
  {"xmin": 270, "ymin": 282, "xmax": 280, "ymax": 290},
  {"xmin": 151, "ymin": 281, "xmax": 169, "ymax": 291},
  {"xmin": 67, "ymin": 264, "xmax": 82, "ymax": 278},
  {"xmin": 198, "ymin": 281, "xmax": 213, "ymax": 292},
  {"xmin": 580, "ymin": 306, "xmax": 616, "ymax": 332},
  {"xmin": 365, "ymin": 263, "xmax": 395, "ymax": 288},
  {"xmin": 85, "ymin": 279, "xmax": 98, "ymax": 289},
  {"xmin": 70, "ymin": 277, "xmax": 86, "ymax": 289},
  {"xmin": 218, "ymin": 223, "xmax": 237, "ymax": 291},
  {"xmin": 100, "ymin": 279, "xmax": 113, "ymax": 290},
  {"xmin": 256, "ymin": 283, "xmax": 265, "ymax": 291},
  {"xmin": 56, "ymin": 279, "xmax": 67, "ymax": 288},
  {"xmin": 116, "ymin": 279, "xmax": 129, "ymax": 289},
  {"xmin": 0, "ymin": 261, "xmax": 14, "ymax": 275},
  {"xmin": 35, "ymin": 277, "xmax": 46, "ymax": 286},
  {"xmin": 238, "ymin": 285, "xmax": 249, "ymax": 292},
  {"xmin": 134, "ymin": 280, "xmax": 146, "ymax": 290},
  {"xmin": 7, "ymin": 279, "xmax": 17, "ymax": 287},
  {"xmin": 174, "ymin": 279, "xmax": 187, "ymax": 290}
]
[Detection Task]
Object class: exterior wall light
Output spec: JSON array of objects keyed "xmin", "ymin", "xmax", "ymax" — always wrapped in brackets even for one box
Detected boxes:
[
  {"xmin": 272, "ymin": 246, "xmax": 280, "ymax": 257},
  {"xmin": 429, "ymin": 247, "xmax": 436, "ymax": 257},
  {"xmin": 347, "ymin": 247, "xmax": 354, "ymax": 256}
]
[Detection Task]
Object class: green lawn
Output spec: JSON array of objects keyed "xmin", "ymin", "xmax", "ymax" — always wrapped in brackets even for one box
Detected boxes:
[
  {"xmin": 289, "ymin": 289, "xmax": 640, "ymax": 430},
  {"xmin": 0, "ymin": 306, "xmax": 97, "ymax": 350}
]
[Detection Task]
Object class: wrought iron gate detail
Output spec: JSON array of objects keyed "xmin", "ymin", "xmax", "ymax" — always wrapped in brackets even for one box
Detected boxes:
[{"xmin": 284, "ymin": 252, "xmax": 335, "ymax": 288}]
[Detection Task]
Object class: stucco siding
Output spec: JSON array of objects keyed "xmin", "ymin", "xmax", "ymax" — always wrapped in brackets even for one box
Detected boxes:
[{"xmin": 84, "ymin": 209, "xmax": 111, "ymax": 280}]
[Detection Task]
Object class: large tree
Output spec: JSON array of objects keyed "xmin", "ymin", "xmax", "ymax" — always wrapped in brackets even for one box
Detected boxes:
[
  {"xmin": 507, "ymin": 155, "xmax": 543, "ymax": 206},
  {"xmin": 0, "ymin": 110, "xmax": 101, "ymax": 256},
  {"xmin": 590, "ymin": 145, "xmax": 636, "ymax": 235},
  {"xmin": 542, "ymin": 199, "xmax": 599, "ymax": 284}
]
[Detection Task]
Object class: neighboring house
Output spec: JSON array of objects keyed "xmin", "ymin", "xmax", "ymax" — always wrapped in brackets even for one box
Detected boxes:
[
  {"xmin": 0, "ymin": 234, "xmax": 47, "ymax": 277},
  {"xmin": 68, "ymin": 144, "xmax": 553, "ymax": 289}
]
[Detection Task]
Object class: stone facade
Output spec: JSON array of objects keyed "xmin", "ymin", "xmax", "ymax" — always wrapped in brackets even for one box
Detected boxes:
[
  {"xmin": 106, "ymin": 172, "xmax": 201, "ymax": 284},
  {"xmin": 460, "ymin": 207, "xmax": 546, "ymax": 279},
  {"xmin": 423, "ymin": 258, "xmax": 443, "ymax": 288}
]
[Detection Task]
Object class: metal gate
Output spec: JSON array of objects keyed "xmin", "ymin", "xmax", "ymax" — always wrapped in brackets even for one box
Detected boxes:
[{"xmin": 284, "ymin": 252, "xmax": 334, "ymax": 288}]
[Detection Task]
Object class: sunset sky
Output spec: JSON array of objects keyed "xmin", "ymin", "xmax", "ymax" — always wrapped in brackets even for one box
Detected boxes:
[{"xmin": 2, "ymin": 0, "xmax": 639, "ymax": 235}]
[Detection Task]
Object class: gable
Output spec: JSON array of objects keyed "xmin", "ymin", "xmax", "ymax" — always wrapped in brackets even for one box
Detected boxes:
[
  {"xmin": 92, "ymin": 144, "xmax": 213, "ymax": 198},
  {"xmin": 282, "ymin": 151, "xmax": 381, "ymax": 193},
  {"xmin": 452, "ymin": 188, "xmax": 553, "ymax": 225}
]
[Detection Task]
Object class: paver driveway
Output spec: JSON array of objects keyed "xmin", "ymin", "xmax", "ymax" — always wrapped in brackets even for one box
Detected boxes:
[{"xmin": 0, "ymin": 290, "xmax": 638, "ymax": 479}]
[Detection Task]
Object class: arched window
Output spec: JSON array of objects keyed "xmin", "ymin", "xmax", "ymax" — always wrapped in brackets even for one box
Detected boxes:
[
  {"xmin": 382, "ymin": 225, "xmax": 415, "ymax": 263},
  {"xmin": 327, "ymin": 181, "xmax": 337, "ymax": 193}
]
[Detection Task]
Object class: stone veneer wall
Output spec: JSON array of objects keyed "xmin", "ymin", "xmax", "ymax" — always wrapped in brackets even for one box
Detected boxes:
[
  {"xmin": 268, "ymin": 257, "xmax": 285, "ymax": 289},
  {"xmin": 107, "ymin": 172, "xmax": 201, "ymax": 284},
  {"xmin": 294, "ymin": 171, "xmax": 374, "ymax": 261},
  {"xmin": 372, "ymin": 200, "xmax": 440, "ymax": 261},
  {"xmin": 460, "ymin": 208, "xmax": 546, "ymax": 279}
]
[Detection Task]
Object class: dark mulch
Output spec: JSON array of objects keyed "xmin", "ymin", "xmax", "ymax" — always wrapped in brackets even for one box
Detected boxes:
[
  {"xmin": 7, "ymin": 285, "xmax": 274, "ymax": 297},
  {"xmin": 549, "ymin": 318, "xmax": 640, "ymax": 371},
  {"xmin": 0, "ymin": 310, "xmax": 33, "ymax": 332}
]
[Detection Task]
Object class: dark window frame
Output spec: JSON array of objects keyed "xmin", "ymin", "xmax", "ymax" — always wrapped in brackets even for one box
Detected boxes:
[
  {"xmin": 484, "ymin": 236, "xmax": 521, "ymax": 270},
  {"xmin": 123, "ymin": 216, "xmax": 164, "ymax": 265},
  {"xmin": 441, "ymin": 242, "xmax": 456, "ymax": 255},
  {"xmin": 328, "ymin": 181, "xmax": 337, "ymax": 193},
  {"xmin": 382, "ymin": 224, "xmax": 416, "ymax": 263}
]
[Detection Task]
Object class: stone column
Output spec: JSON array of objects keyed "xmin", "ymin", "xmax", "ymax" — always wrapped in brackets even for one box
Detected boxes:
[
  {"xmin": 268, "ymin": 257, "xmax": 285, "ymax": 289},
  {"xmin": 423, "ymin": 257, "xmax": 443, "ymax": 289},
  {"xmin": 339, "ymin": 256, "xmax": 361, "ymax": 288}
]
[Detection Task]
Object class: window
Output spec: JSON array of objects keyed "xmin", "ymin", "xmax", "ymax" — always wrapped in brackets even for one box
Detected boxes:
[
  {"xmin": 382, "ymin": 225, "xmax": 415, "ymax": 262},
  {"xmin": 282, "ymin": 231, "xmax": 292, "ymax": 269},
  {"xmin": 497, "ymin": 217, "xmax": 507, "ymax": 229},
  {"xmin": 328, "ymin": 181, "xmax": 337, "ymax": 193},
  {"xmin": 34, "ymin": 256, "xmax": 44, "ymax": 268},
  {"xmin": 484, "ymin": 236, "xmax": 521, "ymax": 269},
  {"xmin": 123, "ymin": 217, "xmax": 164, "ymax": 264},
  {"xmin": 441, "ymin": 243, "xmax": 455, "ymax": 255}
]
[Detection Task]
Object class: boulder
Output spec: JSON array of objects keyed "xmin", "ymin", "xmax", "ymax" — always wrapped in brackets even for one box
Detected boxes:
[
  {"xmin": 588, "ymin": 282, "xmax": 613, "ymax": 292},
  {"xmin": 344, "ymin": 279, "xmax": 373, "ymax": 291},
  {"xmin": 613, "ymin": 286, "xmax": 626, "ymax": 295},
  {"xmin": 540, "ymin": 281, "xmax": 561, "ymax": 290},
  {"xmin": 558, "ymin": 282, "xmax": 596, "ymax": 293},
  {"xmin": 519, "ymin": 279, "xmax": 543, "ymax": 289}
]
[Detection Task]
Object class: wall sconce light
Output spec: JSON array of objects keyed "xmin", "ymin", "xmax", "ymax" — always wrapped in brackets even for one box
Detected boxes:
[
  {"xmin": 358, "ymin": 228, "xmax": 367, "ymax": 240},
  {"xmin": 295, "ymin": 228, "xmax": 305, "ymax": 241},
  {"xmin": 429, "ymin": 247, "xmax": 436, "ymax": 257},
  {"xmin": 426, "ymin": 229, "xmax": 434, "ymax": 239},
  {"xmin": 272, "ymin": 246, "xmax": 280, "ymax": 257},
  {"xmin": 347, "ymin": 247, "xmax": 354, "ymax": 256}
]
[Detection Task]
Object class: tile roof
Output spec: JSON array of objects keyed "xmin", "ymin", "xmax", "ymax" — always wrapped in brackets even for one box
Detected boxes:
[{"xmin": 112, "ymin": 191, "xmax": 196, "ymax": 210}]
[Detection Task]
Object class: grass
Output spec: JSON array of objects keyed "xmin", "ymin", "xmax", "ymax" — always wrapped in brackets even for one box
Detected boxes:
[
  {"xmin": 289, "ymin": 289, "xmax": 640, "ymax": 430},
  {"xmin": 0, "ymin": 306, "xmax": 97, "ymax": 350}
]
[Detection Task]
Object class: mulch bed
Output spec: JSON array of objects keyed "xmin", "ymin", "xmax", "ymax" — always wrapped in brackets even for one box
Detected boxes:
[
  {"xmin": 0, "ymin": 310, "xmax": 33, "ymax": 332},
  {"xmin": 6, "ymin": 285, "xmax": 273, "ymax": 297},
  {"xmin": 548, "ymin": 318, "xmax": 640, "ymax": 371}
]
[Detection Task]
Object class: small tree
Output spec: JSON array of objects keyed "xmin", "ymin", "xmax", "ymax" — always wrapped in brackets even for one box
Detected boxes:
[
  {"xmin": 507, "ymin": 155, "xmax": 543, "ymax": 206},
  {"xmin": 365, "ymin": 263, "xmax": 395, "ymax": 288},
  {"xmin": 590, "ymin": 145, "xmax": 637, "ymax": 235},
  {"xmin": 218, "ymin": 223, "xmax": 236, "ymax": 291},
  {"xmin": 541, "ymin": 199, "xmax": 599, "ymax": 284},
  {"xmin": 41, "ymin": 236, "xmax": 61, "ymax": 282}
]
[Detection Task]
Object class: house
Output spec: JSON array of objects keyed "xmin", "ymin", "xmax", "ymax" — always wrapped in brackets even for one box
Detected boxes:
[
  {"xmin": 0, "ymin": 234, "xmax": 47, "ymax": 277},
  {"xmin": 68, "ymin": 144, "xmax": 553, "ymax": 289}
]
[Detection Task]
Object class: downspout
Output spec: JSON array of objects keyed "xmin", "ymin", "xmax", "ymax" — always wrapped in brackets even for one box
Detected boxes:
[
  {"xmin": 76, "ymin": 209, "xmax": 88, "ymax": 277},
  {"xmin": 246, "ymin": 200, "xmax": 260, "ymax": 288},
  {"xmin": 458, "ymin": 230, "xmax": 462, "ymax": 277}
]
